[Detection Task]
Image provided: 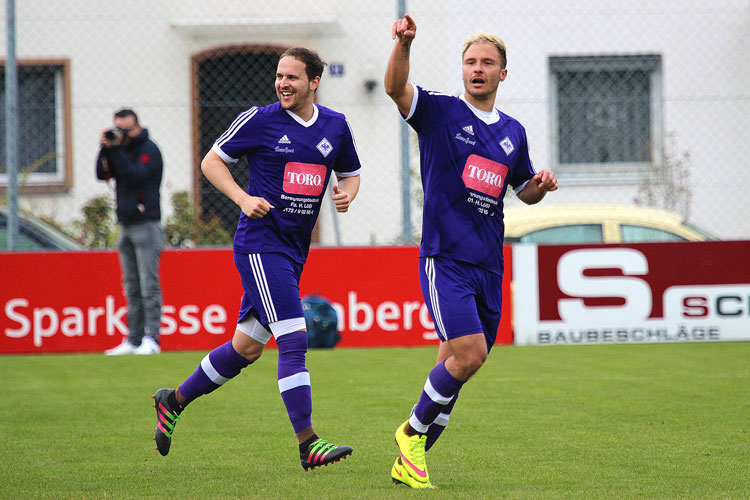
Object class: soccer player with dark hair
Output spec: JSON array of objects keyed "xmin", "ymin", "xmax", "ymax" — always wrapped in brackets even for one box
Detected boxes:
[
  {"xmin": 384, "ymin": 15, "xmax": 558, "ymax": 488},
  {"xmin": 152, "ymin": 47, "xmax": 360, "ymax": 470}
]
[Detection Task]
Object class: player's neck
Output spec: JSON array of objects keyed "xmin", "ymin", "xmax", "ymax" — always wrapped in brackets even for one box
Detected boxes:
[
  {"xmin": 462, "ymin": 92, "xmax": 496, "ymax": 112},
  {"xmin": 289, "ymin": 103, "xmax": 315, "ymax": 122}
]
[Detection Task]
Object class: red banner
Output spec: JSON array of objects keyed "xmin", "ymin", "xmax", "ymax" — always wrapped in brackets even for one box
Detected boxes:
[{"xmin": 1, "ymin": 246, "xmax": 513, "ymax": 354}]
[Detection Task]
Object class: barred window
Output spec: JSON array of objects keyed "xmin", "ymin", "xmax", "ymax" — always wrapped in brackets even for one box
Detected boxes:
[
  {"xmin": 549, "ymin": 55, "xmax": 662, "ymax": 184},
  {"xmin": 0, "ymin": 60, "xmax": 71, "ymax": 191},
  {"xmin": 193, "ymin": 47, "xmax": 284, "ymax": 236}
]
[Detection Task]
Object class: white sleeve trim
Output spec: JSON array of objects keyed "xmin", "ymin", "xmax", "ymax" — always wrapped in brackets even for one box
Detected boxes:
[
  {"xmin": 334, "ymin": 168, "xmax": 362, "ymax": 178},
  {"xmin": 345, "ymin": 118, "xmax": 360, "ymax": 156},
  {"xmin": 402, "ymin": 82, "xmax": 418, "ymax": 121},
  {"xmin": 514, "ymin": 179, "xmax": 530, "ymax": 194},
  {"xmin": 211, "ymin": 143, "xmax": 239, "ymax": 163}
]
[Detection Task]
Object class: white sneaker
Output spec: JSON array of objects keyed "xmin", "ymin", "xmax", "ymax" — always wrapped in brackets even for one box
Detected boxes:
[
  {"xmin": 134, "ymin": 336, "xmax": 161, "ymax": 355},
  {"xmin": 105, "ymin": 340, "xmax": 138, "ymax": 356}
]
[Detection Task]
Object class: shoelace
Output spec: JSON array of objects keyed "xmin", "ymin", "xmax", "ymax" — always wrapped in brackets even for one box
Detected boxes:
[
  {"xmin": 307, "ymin": 439, "xmax": 337, "ymax": 462},
  {"xmin": 409, "ymin": 435, "xmax": 427, "ymax": 467},
  {"xmin": 158, "ymin": 405, "xmax": 181, "ymax": 437}
]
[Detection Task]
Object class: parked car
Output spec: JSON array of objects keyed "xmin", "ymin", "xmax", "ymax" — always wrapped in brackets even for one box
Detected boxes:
[
  {"xmin": 0, "ymin": 208, "xmax": 83, "ymax": 251},
  {"xmin": 503, "ymin": 204, "xmax": 713, "ymax": 244}
]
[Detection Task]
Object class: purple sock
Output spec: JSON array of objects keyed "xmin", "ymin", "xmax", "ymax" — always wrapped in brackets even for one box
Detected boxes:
[
  {"xmin": 178, "ymin": 341, "xmax": 251, "ymax": 402},
  {"xmin": 276, "ymin": 331, "xmax": 312, "ymax": 434},
  {"xmin": 425, "ymin": 389, "xmax": 460, "ymax": 451},
  {"xmin": 409, "ymin": 361, "xmax": 463, "ymax": 434}
]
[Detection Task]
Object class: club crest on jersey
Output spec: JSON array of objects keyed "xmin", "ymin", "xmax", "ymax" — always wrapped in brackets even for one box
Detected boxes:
[
  {"xmin": 500, "ymin": 136, "xmax": 514, "ymax": 155},
  {"xmin": 278, "ymin": 135, "xmax": 291, "ymax": 144},
  {"xmin": 316, "ymin": 138, "xmax": 333, "ymax": 158},
  {"xmin": 462, "ymin": 125, "xmax": 474, "ymax": 136},
  {"xmin": 283, "ymin": 162, "xmax": 327, "ymax": 196},
  {"xmin": 462, "ymin": 154, "xmax": 509, "ymax": 198}
]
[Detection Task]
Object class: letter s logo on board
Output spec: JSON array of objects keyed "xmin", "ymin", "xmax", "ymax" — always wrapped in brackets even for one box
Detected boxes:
[{"xmin": 557, "ymin": 248, "xmax": 651, "ymax": 323}]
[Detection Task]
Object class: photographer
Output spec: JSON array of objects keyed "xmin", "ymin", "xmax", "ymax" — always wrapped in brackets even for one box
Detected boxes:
[{"xmin": 96, "ymin": 108, "xmax": 164, "ymax": 356}]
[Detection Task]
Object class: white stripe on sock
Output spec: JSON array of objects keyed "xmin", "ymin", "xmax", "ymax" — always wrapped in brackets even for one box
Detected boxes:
[
  {"xmin": 424, "ymin": 377, "xmax": 455, "ymax": 405},
  {"xmin": 409, "ymin": 413, "xmax": 430, "ymax": 434},
  {"xmin": 434, "ymin": 413, "xmax": 450, "ymax": 426},
  {"xmin": 201, "ymin": 354, "xmax": 229, "ymax": 385},
  {"xmin": 278, "ymin": 371, "xmax": 311, "ymax": 393}
]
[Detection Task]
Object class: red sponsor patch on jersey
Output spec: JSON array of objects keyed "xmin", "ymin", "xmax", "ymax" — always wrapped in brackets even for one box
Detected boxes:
[
  {"xmin": 140, "ymin": 154, "xmax": 150, "ymax": 164},
  {"xmin": 283, "ymin": 162, "xmax": 327, "ymax": 196},
  {"xmin": 461, "ymin": 154, "xmax": 508, "ymax": 198}
]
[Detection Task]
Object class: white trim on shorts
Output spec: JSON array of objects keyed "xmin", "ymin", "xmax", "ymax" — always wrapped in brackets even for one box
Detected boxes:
[
  {"xmin": 248, "ymin": 253, "xmax": 278, "ymax": 323},
  {"xmin": 425, "ymin": 257, "xmax": 447, "ymax": 340}
]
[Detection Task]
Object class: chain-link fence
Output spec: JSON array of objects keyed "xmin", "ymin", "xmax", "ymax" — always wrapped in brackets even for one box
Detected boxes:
[{"xmin": 2, "ymin": 0, "xmax": 748, "ymax": 249}]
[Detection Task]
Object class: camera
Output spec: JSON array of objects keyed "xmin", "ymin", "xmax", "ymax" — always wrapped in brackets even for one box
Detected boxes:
[{"xmin": 104, "ymin": 127, "xmax": 125, "ymax": 142}]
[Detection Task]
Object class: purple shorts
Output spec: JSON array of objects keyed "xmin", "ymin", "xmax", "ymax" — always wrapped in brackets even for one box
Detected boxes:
[
  {"xmin": 419, "ymin": 255, "xmax": 502, "ymax": 350},
  {"xmin": 234, "ymin": 252, "xmax": 305, "ymax": 325}
]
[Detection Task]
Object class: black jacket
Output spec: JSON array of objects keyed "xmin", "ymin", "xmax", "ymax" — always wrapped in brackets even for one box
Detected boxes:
[{"xmin": 96, "ymin": 128, "xmax": 163, "ymax": 225}]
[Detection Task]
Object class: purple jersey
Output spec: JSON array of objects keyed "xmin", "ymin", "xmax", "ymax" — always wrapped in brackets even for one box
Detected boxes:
[
  {"xmin": 405, "ymin": 85, "xmax": 536, "ymax": 275},
  {"xmin": 212, "ymin": 102, "xmax": 361, "ymax": 264}
]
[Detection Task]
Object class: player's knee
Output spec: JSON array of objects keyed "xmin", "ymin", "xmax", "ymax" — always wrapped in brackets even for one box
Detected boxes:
[
  {"xmin": 239, "ymin": 347, "xmax": 263, "ymax": 363},
  {"xmin": 460, "ymin": 351, "xmax": 487, "ymax": 378},
  {"xmin": 232, "ymin": 338, "xmax": 264, "ymax": 363}
]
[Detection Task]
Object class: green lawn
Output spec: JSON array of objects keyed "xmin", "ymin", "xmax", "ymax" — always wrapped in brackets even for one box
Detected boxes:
[{"xmin": 1, "ymin": 343, "xmax": 748, "ymax": 499}]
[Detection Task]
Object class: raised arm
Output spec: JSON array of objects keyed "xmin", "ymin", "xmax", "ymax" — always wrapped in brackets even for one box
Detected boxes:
[{"xmin": 384, "ymin": 14, "xmax": 417, "ymax": 116}]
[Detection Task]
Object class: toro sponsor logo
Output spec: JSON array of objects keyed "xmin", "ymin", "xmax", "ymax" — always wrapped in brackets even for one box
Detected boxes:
[
  {"xmin": 461, "ymin": 154, "xmax": 508, "ymax": 198},
  {"xmin": 283, "ymin": 162, "xmax": 327, "ymax": 196},
  {"xmin": 512, "ymin": 243, "xmax": 750, "ymax": 345}
]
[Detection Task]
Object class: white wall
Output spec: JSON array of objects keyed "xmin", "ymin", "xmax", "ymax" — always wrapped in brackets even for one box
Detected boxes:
[{"xmin": 2, "ymin": 0, "xmax": 748, "ymax": 241}]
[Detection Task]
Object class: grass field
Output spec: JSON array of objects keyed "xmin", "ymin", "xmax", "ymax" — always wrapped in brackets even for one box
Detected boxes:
[{"xmin": 1, "ymin": 343, "xmax": 748, "ymax": 499}]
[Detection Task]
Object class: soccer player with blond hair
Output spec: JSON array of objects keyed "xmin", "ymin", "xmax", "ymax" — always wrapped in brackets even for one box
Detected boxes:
[{"xmin": 385, "ymin": 15, "xmax": 558, "ymax": 488}]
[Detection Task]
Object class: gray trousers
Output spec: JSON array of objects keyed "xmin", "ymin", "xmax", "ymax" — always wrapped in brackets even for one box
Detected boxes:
[{"xmin": 118, "ymin": 221, "xmax": 164, "ymax": 345}]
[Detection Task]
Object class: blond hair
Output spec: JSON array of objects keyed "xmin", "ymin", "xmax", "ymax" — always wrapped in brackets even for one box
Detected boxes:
[{"xmin": 462, "ymin": 30, "xmax": 507, "ymax": 68}]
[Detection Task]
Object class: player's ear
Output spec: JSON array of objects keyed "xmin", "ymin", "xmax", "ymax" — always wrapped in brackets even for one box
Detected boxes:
[{"xmin": 310, "ymin": 76, "xmax": 321, "ymax": 93}]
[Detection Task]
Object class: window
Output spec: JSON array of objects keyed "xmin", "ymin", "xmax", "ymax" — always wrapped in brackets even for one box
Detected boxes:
[
  {"xmin": 0, "ymin": 60, "xmax": 72, "ymax": 191},
  {"xmin": 620, "ymin": 224, "xmax": 686, "ymax": 243},
  {"xmin": 549, "ymin": 55, "xmax": 662, "ymax": 185},
  {"xmin": 518, "ymin": 224, "xmax": 603, "ymax": 244},
  {"xmin": 193, "ymin": 47, "xmax": 284, "ymax": 237}
]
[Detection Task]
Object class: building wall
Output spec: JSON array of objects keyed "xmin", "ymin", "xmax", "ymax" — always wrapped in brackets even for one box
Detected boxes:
[{"xmin": 2, "ymin": 0, "xmax": 748, "ymax": 241}]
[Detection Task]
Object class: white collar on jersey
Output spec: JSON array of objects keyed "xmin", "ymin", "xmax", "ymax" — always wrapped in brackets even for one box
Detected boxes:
[
  {"xmin": 285, "ymin": 103, "xmax": 319, "ymax": 128},
  {"xmin": 459, "ymin": 94, "xmax": 500, "ymax": 125}
]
